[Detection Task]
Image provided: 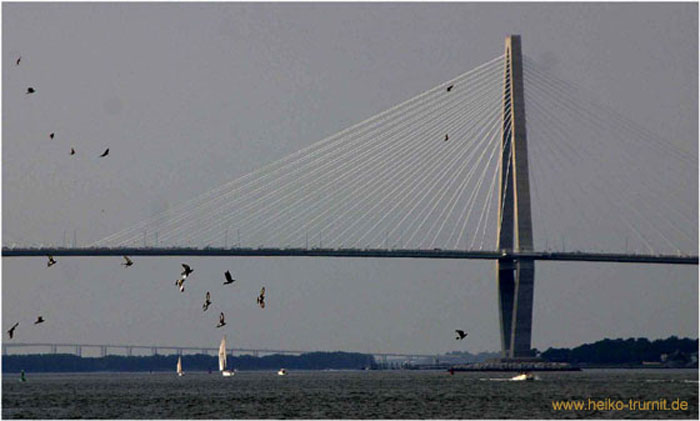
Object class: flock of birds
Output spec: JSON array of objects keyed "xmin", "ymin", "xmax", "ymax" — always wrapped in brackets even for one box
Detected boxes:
[
  {"xmin": 6, "ymin": 54, "xmax": 117, "ymax": 340},
  {"xmin": 17, "ymin": 55, "xmax": 110, "ymax": 158},
  {"xmin": 6, "ymin": 255, "xmax": 269, "ymax": 340},
  {"xmin": 8, "ymin": 252, "xmax": 468, "ymax": 344},
  {"xmin": 7, "ymin": 62, "xmax": 469, "ymax": 347}
]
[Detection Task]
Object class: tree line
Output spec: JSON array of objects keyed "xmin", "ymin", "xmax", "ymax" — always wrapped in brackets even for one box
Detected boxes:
[
  {"xmin": 541, "ymin": 336, "xmax": 698, "ymax": 366},
  {"xmin": 2, "ymin": 351, "xmax": 376, "ymax": 373}
]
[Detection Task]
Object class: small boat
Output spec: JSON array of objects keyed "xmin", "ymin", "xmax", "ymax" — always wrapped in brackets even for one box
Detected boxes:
[
  {"xmin": 510, "ymin": 372, "xmax": 536, "ymax": 381},
  {"xmin": 277, "ymin": 368, "xmax": 288, "ymax": 376},
  {"xmin": 177, "ymin": 356, "xmax": 184, "ymax": 377},
  {"xmin": 219, "ymin": 336, "xmax": 235, "ymax": 377}
]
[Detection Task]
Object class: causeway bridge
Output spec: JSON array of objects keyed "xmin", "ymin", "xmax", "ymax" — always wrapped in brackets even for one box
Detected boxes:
[{"xmin": 2, "ymin": 342, "xmax": 436, "ymax": 363}]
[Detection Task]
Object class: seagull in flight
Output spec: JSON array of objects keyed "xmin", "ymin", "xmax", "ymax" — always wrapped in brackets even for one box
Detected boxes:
[
  {"xmin": 446, "ymin": 84, "xmax": 454, "ymax": 92},
  {"xmin": 444, "ymin": 134, "xmax": 449, "ymax": 142},
  {"xmin": 174, "ymin": 264, "xmax": 193, "ymax": 292},
  {"xmin": 34, "ymin": 316, "xmax": 45, "ymax": 325},
  {"xmin": 455, "ymin": 330, "xmax": 468, "ymax": 340},
  {"xmin": 217, "ymin": 312, "xmax": 226, "ymax": 328},
  {"xmin": 70, "ymin": 147, "xmax": 76, "ymax": 156},
  {"xmin": 181, "ymin": 264, "xmax": 193, "ymax": 278},
  {"xmin": 49, "ymin": 132, "xmax": 55, "ymax": 140},
  {"xmin": 122, "ymin": 256, "xmax": 133, "ymax": 267},
  {"xmin": 26, "ymin": 87, "xmax": 35, "ymax": 95},
  {"xmin": 202, "ymin": 291, "xmax": 211, "ymax": 311},
  {"xmin": 47, "ymin": 255, "xmax": 56, "ymax": 267},
  {"xmin": 99, "ymin": 148, "xmax": 109, "ymax": 157},
  {"xmin": 7, "ymin": 322, "xmax": 19, "ymax": 339},
  {"xmin": 175, "ymin": 277, "xmax": 186, "ymax": 292},
  {"xmin": 16, "ymin": 56, "xmax": 21, "ymax": 66},
  {"xmin": 223, "ymin": 270, "xmax": 235, "ymax": 285},
  {"xmin": 256, "ymin": 287, "xmax": 266, "ymax": 309}
]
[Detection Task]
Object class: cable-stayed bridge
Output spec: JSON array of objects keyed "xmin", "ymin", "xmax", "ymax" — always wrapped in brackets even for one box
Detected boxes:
[{"xmin": 4, "ymin": 36, "xmax": 697, "ymax": 359}]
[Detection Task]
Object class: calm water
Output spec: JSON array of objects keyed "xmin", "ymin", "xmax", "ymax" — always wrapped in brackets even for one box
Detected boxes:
[{"xmin": 2, "ymin": 369, "xmax": 698, "ymax": 419}]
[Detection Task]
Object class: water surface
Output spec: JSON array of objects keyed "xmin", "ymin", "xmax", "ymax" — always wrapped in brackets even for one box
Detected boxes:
[{"xmin": 2, "ymin": 369, "xmax": 697, "ymax": 418}]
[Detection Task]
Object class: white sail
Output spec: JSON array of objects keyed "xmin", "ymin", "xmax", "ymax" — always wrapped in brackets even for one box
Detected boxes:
[
  {"xmin": 177, "ymin": 356, "xmax": 184, "ymax": 376},
  {"xmin": 219, "ymin": 336, "xmax": 235, "ymax": 376},
  {"xmin": 219, "ymin": 336, "xmax": 227, "ymax": 372}
]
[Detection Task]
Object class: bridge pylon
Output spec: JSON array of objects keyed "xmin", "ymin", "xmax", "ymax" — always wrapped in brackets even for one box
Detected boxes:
[{"xmin": 497, "ymin": 35, "xmax": 535, "ymax": 359}]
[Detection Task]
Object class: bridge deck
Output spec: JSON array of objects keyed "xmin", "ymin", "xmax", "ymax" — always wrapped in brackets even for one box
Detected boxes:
[{"xmin": 2, "ymin": 247, "xmax": 697, "ymax": 264}]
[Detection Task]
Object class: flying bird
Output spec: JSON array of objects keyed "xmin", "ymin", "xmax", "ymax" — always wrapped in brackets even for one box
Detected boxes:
[
  {"xmin": 26, "ymin": 87, "xmax": 35, "ymax": 95},
  {"xmin": 181, "ymin": 263, "xmax": 193, "ymax": 277},
  {"xmin": 34, "ymin": 316, "xmax": 45, "ymax": 325},
  {"xmin": 223, "ymin": 270, "xmax": 235, "ymax": 285},
  {"xmin": 7, "ymin": 322, "xmax": 19, "ymax": 339},
  {"xmin": 202, "ymin": 291, "xmax": 211, "ymax": 311},
  {"xmin": 175, "ymin": 277, "xmax": 186, "ymax": 292},
  {"xmin": 99, "ymin": 148, "xmax": 109, "ymax": 157},
  {"xmin": 49, "ymin": 132, "xmax": 54, "ymax": 140},
  {"xmin": 16, "ymin": 56, "xmax": 21, "ymax": 66},
  {"xmin": 122, "ymin": 256, "xmax": 133, "ymax": 267},
  {"xmin": 47, "ymin": 255, "xmax": 56, "ymax": 267},
  {"xmin": 444, "ymin": 134, "xmax": 449, "ymax": 142},
  {"xmin": 217, "ymin": 312, "xmax": 226, "ymax": 328},
  {"xmin": 256, "ymin": 287, "xmax": 266, "ymax": 309},
  {"xmin": 446, "ymin": 84, "xmax": 454, "ymax": 92},
  {"xmin": 70, "ymin": 147, "xmax": 76, "ymax": 156},
  {"xmin": 455, "ymin": 330, "xmax": 468, "ymax": 340}
]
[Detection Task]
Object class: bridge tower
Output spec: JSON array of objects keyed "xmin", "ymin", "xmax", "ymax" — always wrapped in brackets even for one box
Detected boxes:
[{"xmin": 497, "ymin": 35, "xmax": 535, "ymax": 359}]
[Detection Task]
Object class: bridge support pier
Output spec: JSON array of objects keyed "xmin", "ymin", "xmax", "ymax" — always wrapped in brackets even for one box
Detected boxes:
[{"xmin": 496, "ymin": 35, "xmax": 535, "ymax": 359}]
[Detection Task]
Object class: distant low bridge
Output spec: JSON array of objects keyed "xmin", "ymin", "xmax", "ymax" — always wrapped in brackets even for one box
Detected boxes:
[{"xmin": 2, "ymin": 342, "xmax": 437, "ymax": 362}]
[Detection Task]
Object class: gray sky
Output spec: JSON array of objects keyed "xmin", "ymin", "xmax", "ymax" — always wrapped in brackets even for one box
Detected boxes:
[{"xmin": 2, "ymin": 3, "xmax": 697, "ymax": 355}]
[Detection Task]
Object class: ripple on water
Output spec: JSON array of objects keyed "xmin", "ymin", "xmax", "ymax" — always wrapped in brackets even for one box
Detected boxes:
[{"xmin": 2, "ymin": 369, "xmax": 698, "ymax": 419}]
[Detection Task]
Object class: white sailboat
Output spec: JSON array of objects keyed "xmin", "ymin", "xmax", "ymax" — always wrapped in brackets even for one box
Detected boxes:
[
  {"xmin": 177, "ymin": 356, "xmax": 184, "ymax": 376},
  {"xmin": 219, "ymin": 336, "xmax": 235, "ymax": 377}
]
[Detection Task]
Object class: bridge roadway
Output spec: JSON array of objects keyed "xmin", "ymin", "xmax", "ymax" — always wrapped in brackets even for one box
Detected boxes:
[
  {"xmin": 2, "ymin": 342, "xmax": 435, "ymax": 360},
  {"xmin": 2, "ymin": 247, "xmax": 697, "ymax": 265}
]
